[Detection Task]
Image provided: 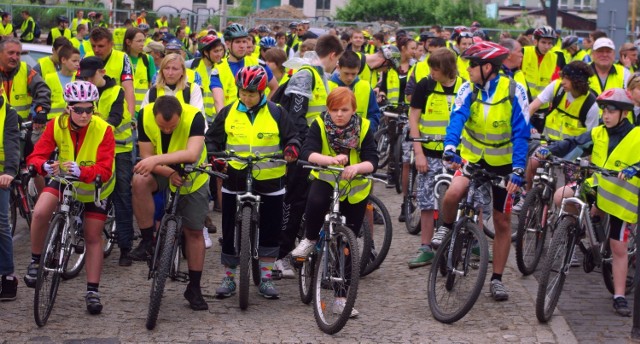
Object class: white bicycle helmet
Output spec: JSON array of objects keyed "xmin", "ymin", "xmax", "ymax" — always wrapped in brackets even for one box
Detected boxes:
[{"xmin": 63, "ymin": 81, "xmax": 100, "ymax": 103}]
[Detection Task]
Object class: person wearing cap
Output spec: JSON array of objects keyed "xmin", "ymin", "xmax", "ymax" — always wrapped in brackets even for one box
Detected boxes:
[
  {"xmin": 562, "ymin": 35, "xmax": 591, "ymax": 64},
  {"xmin": 0, "ymin": 12, "xmax": 15, "ymax": 39},
  {"xmin": 144, "ymin": 41, "xmax": 165, "ymax": 71},
  {"xmin": 71, "ymin": 24, "xmax": 93, "ymax": 59},
  {"xmin": 76, "ymin": 56, "xmax": 135, "ymax": 267},
  {"xmin": 536, "ymin": 88, "xmax": 640, "ymax": 317},
  {"xmin": 86, "ymin": 27, "xmax": 136, "ymax": 119},
  {"xmin": 617, "ymin": 42, "xmax": 638, "ymax": 73},
  {"xmin": 35, "ymin": 37, "xmax": 72, "ymax": 78},
  {"xmin": 113, "ymin": 19, "xmax": 133, "ymax": 51},
  {"xmin": 47, "ymin": 16, "xmax": 71, "ymax": 46},
  {"xmin": 589, "ymin": 37, "xmax": 630, "ymax": 96},
  {"xmin": 155, "ymin": 15, "xmax": 168, "ymax": 30},
  {"xmin": 44, "ymin": 45, "xmax": 80, "ymax": 119},
  {"xmin": 285, "ymin": 21, "xmax": 298, "ymax": 47},
  {"xmin": 123, "ymin": 27, "xmax": 155, "ymax": 113},
  {"xmin": 71, "ymin": 10, "xmax": 89, "ymax": 37},
  {"xmin": 136, "ymin": 10, "xmax": 147, "ymax": 27}
]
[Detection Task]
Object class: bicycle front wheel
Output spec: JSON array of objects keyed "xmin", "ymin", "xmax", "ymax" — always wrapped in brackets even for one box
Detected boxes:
[
  {"xmin": 405, "ymin": 168, "xmax": 421, "ymax": 235},
  {"xmin": 313, "ymin": 225, "xmax": 360, "ymax": 334},
  {"xmin": 515, "ymin": 187, "xmax": 548, "ymax": 276},
  {"xmin": 535, "ymin": 217, "xmax": 577, "ymax": 323},
  {"xmin": 239, "ymin": 206, "xmax": 252, "ymax": 310},
  {"xmin": 146, "ymin": 219, "xmax": 177, "ymax": 330},
  {"xmin": 61, "ymin": 227, "xmax": 86, "ymax": 280},
  {"xmin": 34, "ymin": 213, "xmax": 65, "ymax": 327},
  {"xmin": 374, "ymin": 127, "xmax": 390, "ymax": 169},
  {"xmin": 428, "ymin": 220, "xmax": 488, "ymax": 324},
  {"xmin": 298, "ymin": 251, "xmax": 316, "ymax": 304},
  {"xmin": 361, "ymin": 195, "xmax": 393, "ymax": 276},
  {"xmin": 392, "ymin": 134, "xmax": 404, "ymax": 194}
]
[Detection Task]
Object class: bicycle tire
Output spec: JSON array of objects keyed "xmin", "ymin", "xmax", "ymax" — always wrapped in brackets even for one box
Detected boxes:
[
  {"xmin": 298, "ymin": 251, "xmax": 316, "ymax": 304},
  {"xmin": 313, "ymin": 224, "xmax": 360, "ymax": 334},
  {"xmin": 435, "ymin": 182, "xmax": 449, "ymax": 228},
  {"xmin": 602, "ymin": 227, "xmax": 637, "ymax": 295},
  {"xmin": 239, "ymin": 206, "xmax": 252, "ymax": 310},
  {"xmin": 251, "ymin": 216, "xmax": 261, "ymax": 286},
  {"xmin": 428, "ymin": 220, "xmax": 488, "ymax": 324},
  {"xmin": 146, "ymin": 219, "xmax": 177, "ymax": 330},
  {"xmin": 61, "ymin": 224, "xmax": 86, "ymax": 280},
  {"xmin": 405, "ymin": 168, "xmax": 421, "ymax": 235},
  {"xmin": 102, "ymin": 207, "xmax": 116, "ymax": 258},
  {"xmin": 392, "ymin": 134, "xmax": 403, "ymax": 194},
  {"xmin": 170, "ymin": 231, "xmax": 182, "ymax": 281},
  {"xmin": 535, "ymin": 217, "xmax": 577, "ymax": 323},
  {"xmin": 357, "ymin": 216, "xmax": 372, "ymax": 277},
  {"xmin": 9, "ymin": 187, "xmax": 18, "ymax": 236},
  {"xmin": 515, "ymin": 187, "xmax": 548, "ymax": 276},
  {"xmin": 34, "ymin": 213, "xmax": 65, "ymax": 327},
  {"xmin": 361, "ymin": 195, "xmax": 393, "ymax": 276},
  {"xmin": 374, "ymin": 128, "xmax": 390, "ymax": 169}
]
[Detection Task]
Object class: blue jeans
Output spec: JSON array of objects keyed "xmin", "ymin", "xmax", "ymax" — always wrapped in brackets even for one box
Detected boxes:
[
  {"xmin": 0, "ymin": 188, "xmax": 13, "ymax": 275},
  {"xmin": 114, "ymin": 152, "xmax": 134, "ymax": 250}
]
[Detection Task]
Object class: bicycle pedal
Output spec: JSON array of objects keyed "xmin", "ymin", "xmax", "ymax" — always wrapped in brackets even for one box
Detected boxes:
[
  {"xmin": 74, "ymin": 240, "xmax": 85, "ymax": 254},
  {"xmin": 175, "ymin": 272, "xmax": 190, "ymax": 283}
]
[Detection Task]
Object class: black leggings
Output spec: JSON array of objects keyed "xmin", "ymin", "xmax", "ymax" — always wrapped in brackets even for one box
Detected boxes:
[{"xmin": 303, "ymin": 180, "xmax": 368, "ymax": 241}]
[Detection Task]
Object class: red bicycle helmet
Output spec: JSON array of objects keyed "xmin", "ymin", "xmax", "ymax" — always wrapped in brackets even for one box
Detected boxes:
[
  {"xmin": 235, "ymin": 65, "xmax": 268, "ymax": 92},
  {"xmin": 461, "ymin": 41, "xmax": 509, "ymax": 66},
  {"xmin": 198, "ymin": 34, "xmax": 222, "ymax": 53}
]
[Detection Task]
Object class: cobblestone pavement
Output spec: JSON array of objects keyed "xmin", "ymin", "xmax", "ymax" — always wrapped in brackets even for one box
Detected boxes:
[{"xmin": 1, "ymin": 183, "xmax": 632, "ymax": 343}]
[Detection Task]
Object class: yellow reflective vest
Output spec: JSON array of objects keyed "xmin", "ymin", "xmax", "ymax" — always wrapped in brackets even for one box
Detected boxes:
[
  {"xmin": 96, "ymin": 85, "xmax": 133, "ymax": 154},
  {"xmin": 70, "ymin": 37, "xmax": 93, "ymax": 58},
  {"xmin": 71, "ymin": 18, "xmax": 89, "ymax": 36},
  {"xmin": 0, "ymin": 22, "xmax": 14, "ymax": 37},
  {"xmin": 419, "ymin": 76, "xmax": 464, "ymax": 151},
  {"xmin": 20, "ymin": 16, "xmax": 35, "ymax": 41},
  {"xmin": 297, "ymin": 66, "xmax": 327, "ymax": 125},
  {"xmin": 327, "ymin": 79, "xmax": 371, "ymax": 119},
  {"xmin": 522, "ymin": 46, "xmax": 559, "ymax": 108},
  {"xmin": 44, "ymin": 71, "xmax": 76, "ymax": 119},
  {"xmin": 589, "ymin": 63, "xmax": 626, "ymax": 96},
  {"xmin": 356, "ymin": 52, "xmax": 378, "ymax": 89},
  {"xmin": 385, "ymin": 68, "xmax": 401, "ymax": 104},
  {"xmin": 0, "ymin": 91, "xmax": 7, "ymax": 172},
  {"xmin": 457, "ymin": 56, "xmax": 470, "ymax": 81},
  {"xmin": 86, "ymin": 50, "xmax": 127, "ymax": 87},
  {"xmin": 217, "ymin": 57, "xmax": 259, "ymax": 106},
  {"xmin": 113, "ymin": 28, "xmax": 126, "ymax": 51},
  {"xmin": 50, "ymin": 27, "xmax": 72, "ymax": 43},
  {"xmin": 191, "ymin": 58, "xmax": 216, "ymax": 121},
  {"xmin": 130, "ymin": 53, "xmax": 151, "ymax": 113},
  {"xmin": 544, "ymin": 81, "xmax": 593, "ymax": 140},
  {"xmin": 37, "ymin": 57, "xmax": 58, "ymax": 78},
  {"xmin": 8, "ymin": 62, "xmax": 32, "ymax": 119}
]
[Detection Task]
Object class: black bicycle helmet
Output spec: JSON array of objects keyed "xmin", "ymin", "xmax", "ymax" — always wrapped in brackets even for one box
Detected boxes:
[
  {"xmin": 257, "ymin": 25, "xmax": 270, "ymax": 34},
  {"xmin": 57, "ymin": 15, "xmax": 69, "ymax": 23},
  {"xmin": 533, "ymin": 25, "xmax": 555, "ymax": 40},
  {"xmin": 223, "ymin": 23, "xmax": 249, "ymax": 42},
  {"xmin": 597, "ymin": 88, "xmax": 634, "ymax": 112},
  {"xmin": 561, "ymin": 35, "xmax": 580, "ymax": 50}
]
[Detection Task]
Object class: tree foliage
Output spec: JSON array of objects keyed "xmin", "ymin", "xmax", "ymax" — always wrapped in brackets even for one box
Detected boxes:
[{"xmin": 336, "ymin": 0, "xmax": 499, "ymax": 27}]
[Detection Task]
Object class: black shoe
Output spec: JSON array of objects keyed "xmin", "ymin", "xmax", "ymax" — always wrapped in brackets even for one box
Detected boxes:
[
  {"xmin": 613, "ymin": 296, "xmax": 631, "ymax": 317},
  {"xmin": 23, "ymin": 262, "xmax": 38, "ymax": 289},
  {"xmin": 129, "ymin": 240, "xmax": 153, "ymax": 261},
  {"xmin": 398, "ymin": 203, "xmax": 406, "ymax": 223},
  {"xmin": 0, "ymin": 275, "xmax": 18, "ymax": 301},
  {"xmin": 205, "ymin": 216, "xmax": 217, "ymax": 234},
  {"xmin": 119, "ymin": 249, "xmax": 132, "ymax": 267},
  {"xmin": 184, "ymin": 286, "xmax": 209, "ymax": 311},
  {"xmin": 85, "ymin": 291, "xmax": 103, "ymax": 315}
]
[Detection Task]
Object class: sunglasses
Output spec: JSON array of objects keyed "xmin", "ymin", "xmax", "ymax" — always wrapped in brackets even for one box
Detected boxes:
[
  {"xmin": 71, "ymin": 105, "xmax": 94, "ymax": 115},
  {"xmin": 599, "ymin": 104, "xmax": 619, "ymax": 112},
  {"xmin": 469, "ymin": 60, "xmax": 483, "ymax": 68},
  {"xmin": 459, "ymin": 32, "xmax": 473, "ymax": 38}
]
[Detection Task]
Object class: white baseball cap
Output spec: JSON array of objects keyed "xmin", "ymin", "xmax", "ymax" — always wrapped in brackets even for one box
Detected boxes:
[{"xmin": 593, "ymin": 37, "xmax": 615, "ymax": 51}]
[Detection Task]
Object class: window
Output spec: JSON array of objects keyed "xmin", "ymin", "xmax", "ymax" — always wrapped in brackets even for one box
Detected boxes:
[
  {"xmin": 559, "ymin": 0, "xmax": 568, "ymax": 9},
  {"xmin": 316, "ymin": 0, "xmax": 330, "ymax": 10},
  {"xmin": 194, "ymin": 0, "xmax": 205, "ymax": 4},
  {"xmin": 574, "ymin": 0, "xmax": 592, "ymax": 10},
  {"xmin": 290, "ymin": 0, "xmax": 303, "ymax": 8}
]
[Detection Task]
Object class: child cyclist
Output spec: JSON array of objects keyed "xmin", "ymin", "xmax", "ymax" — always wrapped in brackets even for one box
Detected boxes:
[
  {"xmin": 24, "ymin": 81, "xmax": 115, "ymax": 314},
  {"xmin": 535, "ymin": 88, "xmax": 639, "ymax": 316}
]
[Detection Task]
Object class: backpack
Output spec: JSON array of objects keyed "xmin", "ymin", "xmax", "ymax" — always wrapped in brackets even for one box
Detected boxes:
[
  {"xmin": 548, "ymin": 86, "xmax": 596, "ymax": 127},
  {"xmin": 33, "ymin": 21, "xmax": 41, "ymax": 40},
  {"xmin": 139, "ymin": 54, "xmax": 153, "ymax": 84},
  {"xmin": 270, "ymin": 67, "xmax": 316, "ymax": 109}
]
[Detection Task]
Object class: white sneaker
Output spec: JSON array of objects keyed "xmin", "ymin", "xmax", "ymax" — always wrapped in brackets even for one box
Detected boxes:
[
  {"xmin": 333, "ymin": 298, "xmax": 359, "ymax": 318},
  {"xmin": 291, "ymin": 239, "xmax": 316, "ymax": 258},
  {"xmin": 203, "ymin": 227, "xmax": 212, "ymax": 249},
  {"xmin": 512, "ymin": 195, "xmax": 526, "ymax": 213},
  {"xmin": 279, "ymin": 256, "xmax": 295, "ymax": 279},
  {"xmin": 431, "ymin": 226, "xmax": 449, "ymax": 249}
]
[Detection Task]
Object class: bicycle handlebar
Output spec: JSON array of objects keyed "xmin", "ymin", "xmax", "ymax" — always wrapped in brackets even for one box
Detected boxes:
[
  {"xmin": 405, "ymin": 135, "xmax": 444, "ymax": 143},
  {"xmin": 191, "ymin": 165, "xmax": 229, "ymax": 180},
  {"xmin": 461, "ymin": 162, "xmax": 508, "ymax": 188},
  {"xmin": 208, "ymin": 151, "xmax": 285, "ymax": 162},
  {"xmin": 297, "ymin": 160, "xmax": 388, "ymax": 184}
]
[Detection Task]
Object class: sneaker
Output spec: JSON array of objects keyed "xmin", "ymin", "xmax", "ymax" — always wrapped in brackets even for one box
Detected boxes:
[
  {"xmin": 291, "ymin": 238, "xmax": 316, "ymax": 258},
  {"xmin": 407, "ymin": 247, "xmax": 434, "ymax": 268},
  {"xmin": 23, "ymin": 262, "xmax": 38, "ymax": 289},
  {"xmin": 85, "ymin": 291, "xmax": 103, "ymax": 315},
  {"xmin": 129, "ymin": 239, "xmax": 153, "ymax": 261},
  {"xmin": 215, "ymin": 277, "xmax": 236, "ymax": 298},
  {"xmin": 613, "ymin": 296, "xmax": 632, "ymax": 317},
  {"xmin": 570, "ymin": 250, "xmax": 580, "ymax": 267},
  {"xmin": 398, "ymin": 203, "xmax": 406, "ymax": 223},
  {"xmin": 332, "ymin": 298, "xmax": 359, "ymax": 318},
  {"xmin": 0, "ymin": 275, "xmax": 18, "ymax": 301},
  {"xmin": 275, "ymin": 256, "xmax": 295, "ymax": 279},
  {"xmin": 512, "ymin": 195, "xmax": 526, "ymax": 213},
  {"xmin": 119, "ymin": 249, "xmax": 132, "ymax": 267},
  {"xmin": 471, "ymin": 245, "xmax": 493, "ymax": 263},
  {"xmin": 205, "ymin": 216, "xmax": 217, "ymax": 233},
  {"xmin": 258, "ymin": 278, "xmax": 280, "ymax": 299},
  {"xmin": 203, "ymin": 227, "xmax": 212, "ymax": 249},
  {"xmin": 184, "ymin": 286, "xmax": 209, "ymax": 311},
  {"xmin": 431, "ymin": 226, "xmax": 449, "ymax": 249},
  {"xmin": 490, "ymin": 279, "xmax": 509, "ymax": 301}
]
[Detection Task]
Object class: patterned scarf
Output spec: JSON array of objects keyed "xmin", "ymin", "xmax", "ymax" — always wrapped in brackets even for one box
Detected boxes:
[{"xmin": 323, "ymin": 112, "xmax": 361, "ymax": 155}]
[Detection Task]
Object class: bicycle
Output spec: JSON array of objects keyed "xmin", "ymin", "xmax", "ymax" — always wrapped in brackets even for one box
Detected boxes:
[
  {"xmin": 296, "ymin": 161, "xmax": 386, "ymax": 334},
  {"xmin": 146, "ymin": 164, "xmax": 225, "ymax": 330},
  {"xmin": 359, "ymin": 194, "xmax": 392, "ymax": 276},
  {"xmin": 403, "ymin": 135, "xmax": 444, "ymax": 235},
  {"xmin": 535, "ymin": 158, "xmax": 638, "ymax": 323},
  {"xmin": 375, "ymin": 102, "xmax": 410, "ymax": 193},
  {"xmin": 33, "ymin": 173, "xmax": 103, "ymax": 327},
  {"xmin": 427, "ymin": 162, "xmax": 507, "ymax": 324},
  {"xmin": 208, "ymin": 151, "xmax": 287, "ymax": 310},
  {"xmin": 10, "ymin": 121, "xmax": 38, "ymax": 236}
]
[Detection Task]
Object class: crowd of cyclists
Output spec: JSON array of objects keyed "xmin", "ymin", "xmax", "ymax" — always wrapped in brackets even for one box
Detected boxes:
[{"xmin": 0, "ymin": 6, "xmax": 640, "ymax": 324}]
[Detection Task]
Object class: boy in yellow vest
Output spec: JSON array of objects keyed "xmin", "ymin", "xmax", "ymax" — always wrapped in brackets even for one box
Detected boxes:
[{"xmin": 44, "ymin": 45, "xmax": 80, "ymax": 119}]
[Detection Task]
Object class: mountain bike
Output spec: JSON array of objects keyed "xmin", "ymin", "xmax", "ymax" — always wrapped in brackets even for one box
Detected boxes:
[
  {"xmin": 360, "ymin": 194, "xmax": 392, "ymax": 276},
  {"xmin": 375, "ymin": 102, "xmax": 410, "ymax": 193},
  {"xmin": 34, "ymin": 173, "xmax": 104, "ymax": 327},
  {"xmin": 427, "ymin": 162, "xmax": 507, "ymax": 323},
  {"xmin": 10, "ymin": 121, "xmax": 37, "ymax": 236}
]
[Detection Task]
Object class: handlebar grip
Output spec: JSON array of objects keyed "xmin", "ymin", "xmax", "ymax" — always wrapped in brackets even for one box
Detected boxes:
[
  {"xmin": 371, "ymin": 172, "xmax": 388, "ymax": 180},
  {"xmin": 297, "ymin": 160, "xmax": 312, "ymax": 167}
]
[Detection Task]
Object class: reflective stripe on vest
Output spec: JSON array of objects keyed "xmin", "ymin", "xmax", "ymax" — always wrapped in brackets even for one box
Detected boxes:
[
  {"xmin": 142, "ymin": 102, "xmax": 208, "ymax": 194},
  {"xmin": 53, "ymin": 116, "xmax": 115, "ymax": 202},
  {"xmin": 385, "ymin": 68, "xmax": 400, "ymax": 104},
  {"xmin": 543, "ymin": 82, "xmax": 589, "ymax": 140},
  {"xmin": 45, "ymin": 71, "xmax": 75, "ymax": 119},
  {"xmin": 460, "ymin": 76, "xmax": 514, "ymax": 166},
  {"xmin": 10, "ymin": 62, "xmax": 32, "ymax": 119},
  {"xmin": 224, "ymin": 100, "xmax": 285, "ymax": 180},
  {"xmin": 522, "ymin": 45, "xmax": 558, "ymax": 100},
  {"xmin": 132, "ymin": 54, "xmax": 150, "ymax": 113},
  {"xmin": 192, "ymin": 59, "xmax": 216, "ymax": 121},
  {"xmin": 327, "ymin": 79, "xmax": 371, "ymax": 120},
  {"xmin": 419, "ymin": 77, "xmax": 463, "ymax": 151},
  {"xmin": 588, "ymin": 63, "xmax": 625, "ymax": 96},
  {"xmin": 297, "ymin": 66, "xmax": 327, "ymax": 126},
  {"xmin": 97, "ymin": 85, "xmax": 133, "ymax": 153},
  {"xmin": 591, "ymin": 126, "xmax": 640, "ymax": 223},
  {"xmin": 310, "ymin": 115, "xmax": 372, "ymax": 204},
  {"xmin": 113, "ymin": 28, "xmax": 126, "ymax": 51}
]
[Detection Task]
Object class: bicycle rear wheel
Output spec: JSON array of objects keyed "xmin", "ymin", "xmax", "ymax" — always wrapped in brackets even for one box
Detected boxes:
[
  {"xmin": 239, "ymin": 206, "xmax": 252, "ymax": 310},
  {"xmin": 61, "ymin": 226, "xmax": 86, "ymax": 280},
  {"xmin": 405, "ymin": 168, "xmax": 421, "ymax": 235},
  {"xmin": 313, "ymin": 225, "xmax": 360, "ymax": 334},
  {"xmin": 428, "ymin": 220, "xmax": 488, "ymax": 324},
  {"xmin": 361, "ymin": 195, "xmax": 392, "ymax": 276},
  {"xmin": 298, "ymin": 250, "xmax": 316, "ymax": 304},
  {"xmin": 9, "ymin": 186, "xmax": 18, "ymax": 236},
  {"xmin": 357, "ymin": 217, "xmax": 372, "ymax": 277},
  {"xmin": 392, "ymin": 134, "xmax": 404, "ymax": 194},
  {"xmin": 515, "ymin": 187, "xmax": 548, "ymax": 276},
  {"xmin": 34, "ymin": 213, "xmax": 65, "ymax": 327},
  {"xmin": 146, "ymin": 219, "xmax": 177, "ymax": 330},
  {"xmin": 535, "ymin": 217, "xmax": 577, "ymax": 323},
  {"xmin": 374, "ymin": 128, "xmax": 390, "ymax": 169},
  {"xmin": 103, "ymin": 206, "xmax": 116, "ymax": 258},
  {"xmin": 602, "ymin": 225, "xmax": 637, "ymax": 295}
]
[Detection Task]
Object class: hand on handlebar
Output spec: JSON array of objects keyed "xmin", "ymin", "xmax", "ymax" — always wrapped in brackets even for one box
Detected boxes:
[
  {"xmin": 168, "ymin": 170, "xmax": 184, "ymax": 187},
  {"xmin": 329, "ymin": 154, "xmax": 349, "ymax": 166},
  {"xmin": 62, "ymin": 161, "xmax": 81, "ymax": 178},
  {"xmin": 341, "ymin": 165, "xmax": 359, "ymax": 180},
  {"xmin": 43, "ymin": 161, "xmax": 60, "ymax": 176},
  {"xmin": 507, "ymin": 169, "xmax": 524, "ymax": 194},
  {"xmin": 283, "ymin": 144, "xmax": 299, "ymax": 163},
  {"xmin": 620, "ymin": 166, "xmax": 639, "ymax": 180},
  {"xmin": 534, "ymin": 146, "xmax": 551, "ymax": 160},
  {"xmin": 0, "ymin": 174, "xmax": 14, "ymax": 189},
  {"xmin": 209, "ymin": 156, "xmax": 227, "ymax": 172},
  {"xmin": 442, "ymin": 150, "xmax": 462, "ymax": 170}
]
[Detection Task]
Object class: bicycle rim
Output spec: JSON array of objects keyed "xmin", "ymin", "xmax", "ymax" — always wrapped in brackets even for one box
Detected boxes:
[
  {"xmin": 146, "ymin": 219, "xmax": 177, "ymax": 330},
  {"xmin": 374, "ymin": 128, "xmax": 390, "ymax": 168},
  {"xmin": 102, "ymin": 207, "xmax": 116, "ymax": 258},
  {"xmin": 428, "ymin": 221, "xmax": 488, "ymax": 324},
  {"xmin": 239, "ymin": 206, "xmax": 252, "ymax": 310},
  {"xmin": 61, "ymin": 227, "xmax": 86, "ymax": 280},
  {"xmin": 361, "ymin": 195, "xmax": 393, "ymax": 276},
  {"xmin": 34, "ymin": 214, "xmax": 64, "ymax": 327},
  {"xmin": 535, "ymin": 217, "xmax": 575, "ymax": 323},
  {"xmin": 515, "ymin": 188, "xmax": 547, "ymax": 276},
  {"xmin": 313, "ymin": 225, "xmax": 360, "ymax": 334},
  {"xmin": 298, "ymin": 251, "xmax": 316, "ymax": 304},
  {"xmin": 405, "ymin": 169, "xmax": 421, "ymax": 235}
]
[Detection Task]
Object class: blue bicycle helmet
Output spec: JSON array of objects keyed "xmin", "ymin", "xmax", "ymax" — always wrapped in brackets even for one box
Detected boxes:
[{"xmin": 259, "ymin": 36, "xmax": 276, "ymax": 49}]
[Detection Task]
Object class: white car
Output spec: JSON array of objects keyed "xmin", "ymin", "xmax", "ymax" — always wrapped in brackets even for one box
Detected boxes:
[{"xmin": 20, "ymin": 43, "xmax": 53, "ymax": 68}]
